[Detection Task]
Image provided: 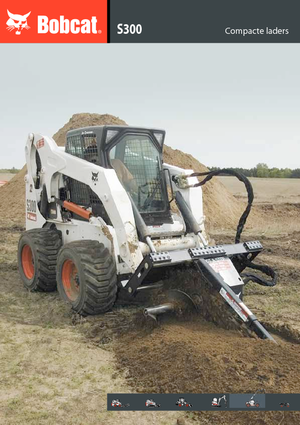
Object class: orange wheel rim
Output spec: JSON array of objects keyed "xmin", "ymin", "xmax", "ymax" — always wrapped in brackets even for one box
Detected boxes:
[
  {"xmin": 62, "ymin": 259, "xmax": 80, "ymax": 301},
  {"xmin": 21, "ymin": 244, "xmax": 34, "ymax": 279}
]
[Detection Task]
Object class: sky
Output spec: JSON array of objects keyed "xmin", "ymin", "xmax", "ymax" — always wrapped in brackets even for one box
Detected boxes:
[{"xmin": 0, "ymin": 43, "xmax": 299, "ymax": 169}]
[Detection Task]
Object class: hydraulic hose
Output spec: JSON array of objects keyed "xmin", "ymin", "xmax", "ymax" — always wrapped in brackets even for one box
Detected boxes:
[
  {"xmin": 184, "ymin": 169, "xmax": 253, "ymax": 244},
  {"xmin": 173, "ymin": 169, "xmax": 277, "ymax": 287}
]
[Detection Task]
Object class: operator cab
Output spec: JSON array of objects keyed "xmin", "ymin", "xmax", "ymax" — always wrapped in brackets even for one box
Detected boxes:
[{"xmin": 65, "ymin": 126, "xmax": 176, "ymax": 227}]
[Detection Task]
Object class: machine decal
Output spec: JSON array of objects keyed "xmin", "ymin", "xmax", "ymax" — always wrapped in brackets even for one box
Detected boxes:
[
  {"xmin": 219, "ymin": 288, "xmax": 248, "ymax": 322},
  {"xmin": 26, "ymin": 199, "xmax": 37, "ymax": 221},
  {"xmin": 27, "ymin": 199, "xmax": 36, "ymax": 213},
  {"xmin": 91, "ymin": 171, "xmax": 99, "ymax": 182},
  {"xmin": 208, "ymin": 257, "xmax": 233, "ymax": 273},
  {"xmin": 27, "ymin": 212, "xmax": 37, "ymax": 221},
  {"xmin": 36, "ymin": 138, "xmax": 45, "ymax": 149}
]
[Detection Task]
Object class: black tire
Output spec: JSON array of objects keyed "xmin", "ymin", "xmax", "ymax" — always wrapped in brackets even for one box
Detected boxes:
[
  {"xmin": 56, "ymin": 240, "xmax": 117, "ymax": 315},
  {"xmin": 18, "ymin": 228, "xmax": 62, "ymax": 292}
]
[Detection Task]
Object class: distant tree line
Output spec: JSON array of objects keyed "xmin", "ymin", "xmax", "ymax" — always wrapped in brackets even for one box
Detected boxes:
[
  {"xmin": 0, "ymin": 167, "xmax": 20, "ymax": 174},
  {"xmin": 209, "ymin": 163, "xmax": 300, "ymax": 178}
]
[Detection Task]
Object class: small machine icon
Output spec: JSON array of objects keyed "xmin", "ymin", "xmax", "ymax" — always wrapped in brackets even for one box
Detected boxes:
[
  {"xmin": 175, "ymin": 397, "xmax": 193, "ymax": 407},
  {"xmin": 145, "ymin": 399, "xmax": 161, "ymax": 407},
  {"xmin": 279, "ymin": 402, "xmax": 290, "ymax": 407},
  {"xmin": 212, "ymin": 395, "xmax": 227, "ymax": 407},
  {"xmin": 111, "ymin": 399, "xmax": 130, "ymax": 407},
  {"xmin": 245, "ymin": 389, "xmax": 265, "ymax": 407}
]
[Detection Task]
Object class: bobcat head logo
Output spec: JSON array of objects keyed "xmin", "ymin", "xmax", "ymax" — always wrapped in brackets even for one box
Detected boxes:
[
  {"xmin": 6, "ymin": 10, "xmax": 31, "ymax": 35},
  {"xmin": 92, "ymin": 172, "xmax": 99, "ymax": 183}
]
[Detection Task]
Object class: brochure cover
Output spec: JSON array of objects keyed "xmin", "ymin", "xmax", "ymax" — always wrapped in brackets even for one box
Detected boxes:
[{"xmin": 0, "ymin": 1, "xmax": 299, "ymax": 424}]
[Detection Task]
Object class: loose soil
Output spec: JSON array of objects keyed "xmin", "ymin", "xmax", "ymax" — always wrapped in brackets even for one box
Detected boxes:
[
  {"xmin": 116, "ymin": 321, "xmax": 300, "ymax": 425},
  {"xmin": 1, "ymin": 222, "xmax": 300, "ymax": 425}
]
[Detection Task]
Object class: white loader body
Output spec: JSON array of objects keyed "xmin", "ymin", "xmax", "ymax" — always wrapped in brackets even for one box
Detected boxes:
[{"xmin": 24, "ymin": 131, "xmax": 206, "ymax": 276}]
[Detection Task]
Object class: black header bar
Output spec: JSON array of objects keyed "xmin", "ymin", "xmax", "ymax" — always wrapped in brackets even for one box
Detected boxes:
[{"xmin": 110, "ymin": 0, "xmax": 299, "ymax": 43}]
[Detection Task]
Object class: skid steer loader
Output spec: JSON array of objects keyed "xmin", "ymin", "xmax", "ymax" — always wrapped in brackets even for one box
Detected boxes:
[{"xmin": 18, "ymin": 125, "xmax": 277, "ymax": 341}]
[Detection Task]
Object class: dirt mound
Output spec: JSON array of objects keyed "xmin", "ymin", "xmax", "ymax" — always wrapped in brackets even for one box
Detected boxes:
[
  {"xmin": 116, "ymin": 320, "xmax": 300, "ymax": 424},
  {"xmin": 0, "ymin": 167, "xmax": 27, "ymax": 225},
  {"xmin": 0, "ymin": 113, "xmax": 245, "ymax": 233},
  {"xmin": 52, "ymin": 112, "xmax": 127, "ymax": 147}
]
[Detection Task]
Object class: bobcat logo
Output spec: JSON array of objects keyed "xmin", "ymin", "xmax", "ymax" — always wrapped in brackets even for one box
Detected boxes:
[
  {"xmin": 6, "ymin": 10, "xmax": 31, "ymax": 35},
  {"xmin": 92, "ymin": 172, "xmax": 99, "ymax": 183}
]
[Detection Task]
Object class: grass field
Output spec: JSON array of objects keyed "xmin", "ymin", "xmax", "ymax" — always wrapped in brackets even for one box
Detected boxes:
[{"xmin": 218, "ymin": 176, "xmax": 300, "ymax": 204}]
